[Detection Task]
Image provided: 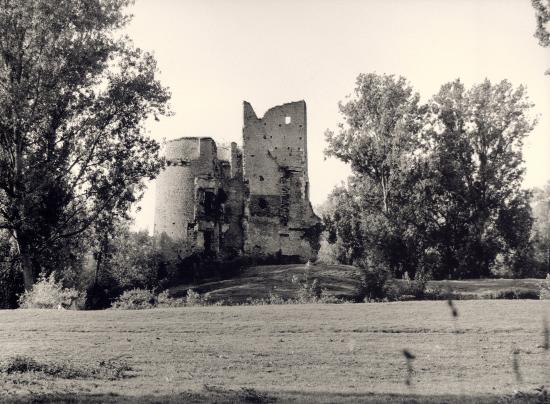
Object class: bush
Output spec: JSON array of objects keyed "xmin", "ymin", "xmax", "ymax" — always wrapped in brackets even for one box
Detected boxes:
[
  {"xmin": 84, "ymin": 282, "xmax": 110, "ymax": 310},
  {"xmin": 184, "ymin": 289, "xmax": 210, "ymax": 306},
  {"xmin": 156, "ymin": 290, "xmax": 185, "ymax": 308},
  {"xmin": 384, "ymin": 272, "xmax": 429, "ymax": 301},
  {"xmin": 18, "ymin": 273, "xmax": 83, "ymax": 309},
  {"xmin": 291, "ymin": 269, "xmax": 323, "ymax": 303},
  {"xmin": 111, "ymin": 289, "xmax": 156, "ymax": 310},
  {"xmin": 483, "ymin": 288, "xmax": 539, "ymax": 300},
  {"xmin": 110, "ymin": 288, "xmax": 212, "ymax": 309},
  {"xmin": 0, "ymin": 355, "xmax": 131, "ymax": 380},
  {"xmin": 318, "ymin": 289, "xmax": 343, "ymax": 304},
  {"xmin": 423, "ymin": 285, "xmax": 447, "ymax": 300},
  {"xmin": 359, "ymin": 267, "xmax": 388, "ymax": 302}
]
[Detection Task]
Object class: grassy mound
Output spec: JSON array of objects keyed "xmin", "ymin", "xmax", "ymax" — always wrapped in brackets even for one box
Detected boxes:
[{"xmin": 170, "ymin": 263, "xmax": 364, "ymax": 303}]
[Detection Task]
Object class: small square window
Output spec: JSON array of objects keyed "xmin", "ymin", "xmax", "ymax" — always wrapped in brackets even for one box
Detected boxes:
[{"xmin": 285, "ymin": 116, "xmax": 291, "ymax": 124}]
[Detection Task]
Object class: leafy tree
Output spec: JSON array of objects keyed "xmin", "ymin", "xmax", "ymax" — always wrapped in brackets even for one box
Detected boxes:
[
  {"xmin": 532, "ymin": 0, "xmax": 550, "ymax": 73},
  {"xmin": 325, "ymin": 74, "xmax": 536, "ymax": 279},
  {"xmin": 533, "ymin": 0, "xmax": 550, "ymax": 47},
  {"xmin": 0, "ymin": 0, "xmax": 170, "ymax": 290},
  {"xmin": 324, "ymin": 73, "xmax": 434, "ymax": 277},
  {"xmin": 425, "ymin": 79, "xmax": 535, "ymax": 278},
  {"xmin": 325, "ymin": 73, "xmax": 423, "ymax": 215},
  {"xmin": 532, "ymin": 182, "xmax": 550, "ymax": 275},
  {"xmin": 0, "ymin": 230, "xmax": 22, "ymax": 308},
  {"xmin": 85, "ymin": 220, "xmax": 165, "ymax": 309}
]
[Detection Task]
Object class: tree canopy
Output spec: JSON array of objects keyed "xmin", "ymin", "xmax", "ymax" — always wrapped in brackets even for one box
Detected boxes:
[
  {"xmin": 0, "ymin": 0, "xmax": 170, "ymax": 289},
  {"xmin": 324, "ymin": 74, "xmax": 536, "ymax": 279}
]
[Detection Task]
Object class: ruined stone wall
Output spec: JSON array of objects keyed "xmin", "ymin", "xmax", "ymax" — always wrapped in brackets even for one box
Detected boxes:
[
  {"xmin": 153, "ymin": 101, "xmax": 321, "ymax": 263},
  {"xmin": 154, "ymin": 137, "xmax": 246, "ymax": 259},
  {"xmin": 242, "ymin": 101, "xmax": 322, "ymax": 260}
]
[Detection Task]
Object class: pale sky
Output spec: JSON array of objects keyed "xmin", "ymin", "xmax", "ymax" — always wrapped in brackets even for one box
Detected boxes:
[{"xmin": 126, "ymin": 0, "xmax": 550, "ymax": 233}]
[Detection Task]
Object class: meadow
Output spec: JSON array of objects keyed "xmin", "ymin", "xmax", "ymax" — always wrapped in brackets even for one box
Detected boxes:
[{"xmin": 1, "ymin": 301, "xmax": 550, "ymax": 403}]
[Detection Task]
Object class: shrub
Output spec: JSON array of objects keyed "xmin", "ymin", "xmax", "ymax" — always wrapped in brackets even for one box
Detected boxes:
[
  {"xmin": 84, "ymin": 282, "xmax": 110, "ymax": 310},
  {"xmin": 384, "ymin": 272, "xmax": 429, "ymax": 301},
  {"xmin": 291, "ymin": 270, "xmax": 322, "ymax": 303},
  {"xmin": 318, "ymin": 289, "xmax": 343, "ymax": 304},
  {"xmin": 111, "ymin": 289, "xmax": 156, "ymax": 310},
  {"xmin": 484, "ymin": 288, "xmax": 539, "ymax": 300},
  {"xmin": 423, "ymin": 285, "xmax": 447, "ymax": 300},
  {"xmin": 359, "ymin": 267, "xmax": 388, "ymax": 302},
  {"xmin": 267, "ymin": 292, "xmax": 286, "ymax": 305},
  {"xmin": 184, "ymin": 289, "xmax": 210, "ymax": 306},
  {"xmin": 316, "ymin": 232, "xmax": 340, "ymax": 265},
  {"xmin": 110, "ymin": 288, "xmax": 211, "ymax": 309},
  {"xmin": 18, "ymin": 273, "xmax": 83, "ymax": 309},
  {"xmin": 156, "ymin": 290, "xmax": 185, "ymax": 308},
  {"xmin": 0, "ymin": 355, "xmax": 131, "ymax": 380}
]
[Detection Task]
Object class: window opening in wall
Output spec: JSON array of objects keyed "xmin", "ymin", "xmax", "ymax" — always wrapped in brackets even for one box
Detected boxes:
[
  {"xmin": 258, "ymin": 198, "xmax": 268, "ymax": 209},
  {"xmin": 259, "ymin": 175, "xmax": 264, "ymax": 181},
  {"xmin": 204, "ymin": 230, "xmax": 214, "ymax": 255},
  {"xmin": 204, "ymin": 191, "xmax": 216, "ymax": 214},
  {"xmin": 285, "ymin": 116, "xmax": 291, "ymax": 124}
]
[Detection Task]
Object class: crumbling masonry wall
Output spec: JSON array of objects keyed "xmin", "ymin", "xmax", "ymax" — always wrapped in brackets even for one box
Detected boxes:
[
  {"xmin": 242, "ymin": 100, "xmax": 322, "ymax": 260},
  {"xmin": 153, "ymin": 100, "xmax": 322, "ymax": 262},
  {"xmin": 154, "ymin": 137, "xmax": 244, "ymax": 258}
]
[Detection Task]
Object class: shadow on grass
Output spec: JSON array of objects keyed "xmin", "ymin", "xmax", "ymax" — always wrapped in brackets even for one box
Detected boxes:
[{"xmin": 0, "ymin": 389, "xmax": 545, "ymax": 403}]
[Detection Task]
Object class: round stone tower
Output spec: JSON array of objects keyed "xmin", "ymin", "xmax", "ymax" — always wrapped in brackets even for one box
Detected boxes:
[{"xmin": 153, "ymin": 137, "xmax": 217, "ymax": 242}]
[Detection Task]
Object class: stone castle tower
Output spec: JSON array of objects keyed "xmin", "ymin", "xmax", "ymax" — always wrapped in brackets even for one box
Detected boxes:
[{"xmin": 153, "ymin": 101, "xmax": 322, "ymax": 262}]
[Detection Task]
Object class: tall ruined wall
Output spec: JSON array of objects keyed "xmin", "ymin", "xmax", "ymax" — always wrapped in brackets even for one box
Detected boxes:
[
  {"xmin": 242, "ymin": 101, "xmax": 322, "ymax": 260},
  {"xmin": 153, "ymin": 100, "xmax": 321, "ymax": 263}
]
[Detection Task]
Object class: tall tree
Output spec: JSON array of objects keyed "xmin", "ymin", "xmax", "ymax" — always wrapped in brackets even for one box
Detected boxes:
[
  {"xmin": 324, "ymin": 73, "xmax": 433, "ymax": 277},
  {"xmin": 0, "ymin": 0, "xmax": 170, "ymax": 290},
  {"xmin": 532, "ymin": 182, "xmax": 550, "ymax": 275},
  {"xmin": 423, "ymin": 79, "xmax": 535, "ymax": 278},
  {"xmin": 325, "ymin": 73, "xmax": 423, "ymax": 215},
  {"xmin": 533, "ymin": 0, "xmax": 550, "ymax": 47},
  {"xmin": 325, "ymin": 74, "xmax": 536, "ymax": 279}
]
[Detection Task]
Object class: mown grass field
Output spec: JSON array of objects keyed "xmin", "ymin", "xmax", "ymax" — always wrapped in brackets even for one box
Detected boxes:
[{"xmin": 1, "ymin": 301, "xmax": 550, "ymax": 403}]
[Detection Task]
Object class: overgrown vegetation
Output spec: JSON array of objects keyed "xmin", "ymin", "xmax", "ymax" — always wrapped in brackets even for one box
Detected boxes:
[
  {"xmin": 0, "ymin": 0, "xmax": 170, "ymax": 296},
  {"xmin": 18, "ymin": 273, "xmax": 83, "ymax": 309},
  {"xmin": 323, "ymin": 73, "xmax": 543, "ymax": 281},
  {"xmin": 0, "ymin": 355, "xmax": 131, "ymax": 380}
]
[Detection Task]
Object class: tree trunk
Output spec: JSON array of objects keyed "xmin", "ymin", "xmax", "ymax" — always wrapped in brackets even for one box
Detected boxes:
[
  {"xmin": 20, "ymin": 252, "xmax": 34, "ymax": 291},
  {"xmin": 11, "ymin": 231, "xmax": 34, "ymax": 291}
]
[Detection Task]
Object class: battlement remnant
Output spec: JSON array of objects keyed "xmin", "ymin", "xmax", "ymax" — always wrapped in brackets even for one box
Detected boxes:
[{"xmin": 154, "ymin": 101, "xmax": 322, "ymax": 263}]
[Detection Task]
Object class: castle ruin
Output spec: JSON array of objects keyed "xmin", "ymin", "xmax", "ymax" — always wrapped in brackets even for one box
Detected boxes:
[{"xmin": 153, "ymin": 100, "xmax": 322, "ymax": 262}]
